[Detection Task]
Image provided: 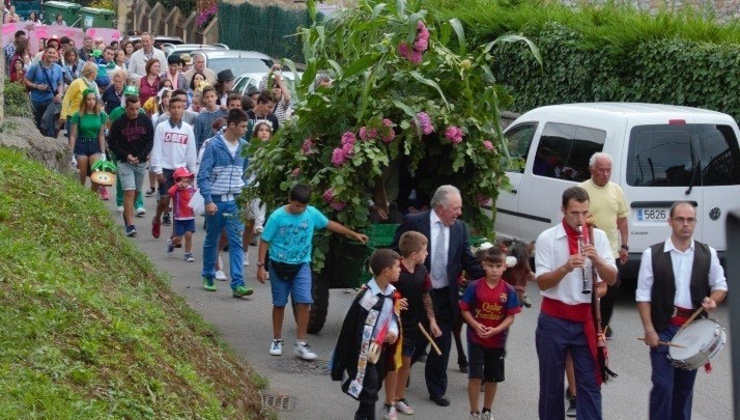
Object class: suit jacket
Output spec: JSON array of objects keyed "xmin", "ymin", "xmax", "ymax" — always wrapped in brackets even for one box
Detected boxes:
[{"xmin": 391, "ymin": 210, "xmax": 484, "ymax": 319}]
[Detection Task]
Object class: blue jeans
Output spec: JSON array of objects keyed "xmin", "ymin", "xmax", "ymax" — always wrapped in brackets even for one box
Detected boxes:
[
  {"xmin": 535, "ymin": 312, "xmax": 601, "ymax": 420},
  {"xmin": 201, "ymin": 200, "xmax": 244, "ymax": 289},
  {"xmin": 649, "ymin": 324, "xmax": 697, "ymax": 420}
]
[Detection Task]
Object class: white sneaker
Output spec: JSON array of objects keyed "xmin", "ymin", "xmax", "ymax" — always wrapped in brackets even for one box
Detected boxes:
[
  {"xmin": 481, "ymin": 412, "xmax": 493, "ymax": 420},
  {"xmin": 383, "ymin": 405, "xmax": 398, "ymax": 420},
  {"xmin": 294, "ymin": 341, "xmax": 318, "ymax": 360},
  {"xmin": 394, "ymin": 399, "xmax": 414, "ymax": 415},
  {"xmin": 269, "ymin": 339, "xmax": 283, "ymax": 356},
  {"xmin": 215, "ymin": 270, "xmax": 228, "ymax": 281},
  {"xmin": 135, "ymin": 207, "xmax": 146, "ymax": 217},
  {"xmin": 243, "ymin": 252, "xmax": 249, "ymax": 266}
]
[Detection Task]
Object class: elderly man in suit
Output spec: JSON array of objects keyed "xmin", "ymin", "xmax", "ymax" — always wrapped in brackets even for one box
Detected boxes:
[{"xmin": 392, "ymin": 184, "xmax": 484, "ymax": 407}]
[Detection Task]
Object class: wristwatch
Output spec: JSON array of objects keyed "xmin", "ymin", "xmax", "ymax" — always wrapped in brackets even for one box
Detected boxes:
[{"xmin": 621, "ymin": 245, "xmax": 629, "ymax": 251}]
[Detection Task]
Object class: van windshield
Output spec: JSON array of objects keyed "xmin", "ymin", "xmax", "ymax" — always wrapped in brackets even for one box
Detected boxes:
[{"xmin": 626, "ymin": 124, "xmax": 740, "ymax": 186}]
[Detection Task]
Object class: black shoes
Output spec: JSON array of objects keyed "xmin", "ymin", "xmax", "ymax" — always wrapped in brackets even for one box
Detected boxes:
[{"xmin": 429, "ymin": 395, "xmax": 450, "ymax": 407}]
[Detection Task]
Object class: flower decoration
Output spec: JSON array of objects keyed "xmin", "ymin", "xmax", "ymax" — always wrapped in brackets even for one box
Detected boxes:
[
  {"xmin": 397, "ymin": 20, "xmax": 430, "ymax": 64},
  {"xmin": 444, "ymin": 125, "xmax": 464, "ymax": 144}
]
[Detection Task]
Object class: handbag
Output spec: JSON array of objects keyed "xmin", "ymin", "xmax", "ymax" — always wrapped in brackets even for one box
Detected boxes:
[{"xmin": 270, "ymin": 260, "xmax": 303, "ymax": 281}]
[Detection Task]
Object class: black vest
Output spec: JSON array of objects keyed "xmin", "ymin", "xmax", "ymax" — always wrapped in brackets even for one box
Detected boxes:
[{"xmin": 650, "ymin": 241, "xmax": 711, "ymax": 331}]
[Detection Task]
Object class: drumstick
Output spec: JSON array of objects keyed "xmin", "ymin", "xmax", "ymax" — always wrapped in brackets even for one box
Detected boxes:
[
  {"xmin": 636, "ymin": 338, "xmax": 686, "ymax": 349},
  {"xmin": 679, "ymin": 307, "xmax": 705, "ymax": 331},
  {"xmin": 418, "ymin": 322, "xmax": 443, "ymax": 356}
]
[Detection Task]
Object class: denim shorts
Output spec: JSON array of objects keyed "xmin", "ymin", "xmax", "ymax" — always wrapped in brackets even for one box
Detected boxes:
[
  {"xmin": 174, "ymin": 219, "xmax": 195, "ymax": 237},
  {"xmin": 269, "ymin": 261, "xmax": 312, "ymax": 306},
  {"xmin": 468, "ymin": 342, "xmax": 505, "ymax": 382},
  {"xmin": 74, "ymin": 137, "xmax": 101, "ymax": 157},
  {"xmin": 157, "ymin": 168, "xmax": 176, "ymax": 199},
  {"xmin": 117, "ymin": 162, "xmax": 147, "ymax": 191}
]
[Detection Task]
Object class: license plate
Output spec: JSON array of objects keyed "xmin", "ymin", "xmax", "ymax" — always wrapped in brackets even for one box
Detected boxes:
[{"xmin": 637, "ymin": 208, "xmax": 668, "ymax": 223}]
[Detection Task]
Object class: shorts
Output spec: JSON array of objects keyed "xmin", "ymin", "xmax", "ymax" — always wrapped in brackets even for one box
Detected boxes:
[
  {"xmin": 157, "ymin": 168, "xmax": 176, "ymax": 200},
  {"xmin": 74, "ymin": 137, "xmax": 101, "ymax": 157},
  {"xmin": 468, "ymin": 342, "xmax": 505, "ymax": 382},
  {"xmin": 245, "ymin": 198, "xmax": 266, "ymax": 230},
  {"xmin": 269, "ymin": 261, "xmax": 312, "ymax": 307},
  {"xmin": 400, "ymin": 326, "xmax": 421, "ymax": 357},
  {"xmin": 174, "ymin": 219, "xmax": 195, "ymax": 237},
  {"xmin": 117, "ymin": 162, "xmax": 147, "ymax": 191}
]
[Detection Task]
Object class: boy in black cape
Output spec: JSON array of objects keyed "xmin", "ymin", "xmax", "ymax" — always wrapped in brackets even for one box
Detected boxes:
[{"xmin": 331, "ymin": 249, "xmax": 402, "ymax": 420}]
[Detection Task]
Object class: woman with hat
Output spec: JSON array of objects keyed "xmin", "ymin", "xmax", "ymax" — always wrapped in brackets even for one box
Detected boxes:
[
  {"xmin": 69, "ymin": 88, "xmax": 108, "ymax": 196},
  {"xmin": 214, "ymin": 69, "xmax": 234, "ymax": 107}
]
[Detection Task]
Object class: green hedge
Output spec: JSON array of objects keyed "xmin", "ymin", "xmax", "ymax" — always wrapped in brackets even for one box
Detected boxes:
[{"xmin": 427, "ymin": 0, "xmax": 740, "ymax": 120}]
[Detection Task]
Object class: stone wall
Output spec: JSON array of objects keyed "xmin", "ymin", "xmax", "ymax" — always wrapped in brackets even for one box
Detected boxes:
[{"xmin": 557, "ymin": 0, "xmax": 740, "ymax": 21}]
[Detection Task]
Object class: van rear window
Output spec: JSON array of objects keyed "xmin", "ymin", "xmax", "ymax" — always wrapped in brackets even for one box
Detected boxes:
[
  {"xmin": 533, "ymin": 122, "xmax": 605, "ymax": 182},
  {"xmin": 626, "ymin": 124, "xmax": 740, "ymax": 187}
]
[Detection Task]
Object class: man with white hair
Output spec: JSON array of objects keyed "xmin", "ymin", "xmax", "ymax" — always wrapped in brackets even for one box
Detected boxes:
[
  {"xmin": 391, "ymin": 185, "xmax": 485, "ymax": 407},
  {"xmin": 184, "ymin": 52, "xmax": 216, "ymax": 85},
  {"xmin": 127, "ymin": 33, "xmax": 167, "ymax": 79}
]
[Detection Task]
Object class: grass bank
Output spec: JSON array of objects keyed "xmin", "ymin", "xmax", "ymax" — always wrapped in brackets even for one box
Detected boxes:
[{"xmin": 0, "ymin": 147, "xmax": 266, "ymax": 419}]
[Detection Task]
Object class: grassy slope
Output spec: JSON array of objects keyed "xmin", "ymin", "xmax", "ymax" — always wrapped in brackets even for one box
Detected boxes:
[{"xmin": 0, "ymin": 147, "xmax": 265, "ymax": 419}]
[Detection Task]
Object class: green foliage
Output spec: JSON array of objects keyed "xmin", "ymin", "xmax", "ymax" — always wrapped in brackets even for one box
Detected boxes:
[
  {"xmin": 0, "ymin": 148, "xmax": 264, "ymax": 419},
  {"xmin": 246, "ymin": 0, "xmax": 539, "ymax": 270},
  {"xmin": 424, "ymin": 0, "xmax": 740, "ymax": 120},
  {"xmin": 3, "ymin": 78, "xmax": 32, "ymax": 118}
]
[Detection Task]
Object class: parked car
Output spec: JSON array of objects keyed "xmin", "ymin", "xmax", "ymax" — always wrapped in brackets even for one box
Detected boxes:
[
  {"xmin": 233, "ymin": 71, "xmax": 302, "ymax": 98},
  {"xmin": 162, "ymin": 43, "xmax": 229, "ymax": 60},
  {"xmin": 125, "ymin": 35, "xmax": 183, "ymax": 49},
  {"xmin": 493, "ymin": 103, "xmax": 740, "ymax": 277},
  {"xmin": 191, "ymin": 49, "xmax": 273, "ymax": 78}
]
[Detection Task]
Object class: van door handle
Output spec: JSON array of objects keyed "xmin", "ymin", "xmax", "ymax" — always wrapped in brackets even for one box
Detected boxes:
[{"xmin": 511, "ymin": 189, "xmax": 518, "ymax": 194}]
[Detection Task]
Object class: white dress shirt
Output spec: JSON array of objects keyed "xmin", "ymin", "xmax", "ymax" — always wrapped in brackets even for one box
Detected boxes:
[
  {"xmin": 128, "ymin": 47, "xmax": 167, "ymax": 79},
  {"xmin": 635, "ymin": 237, "xmax": 727, "ymax": 308},
  {"xmin": 535, "ymin": 222, "xmax": 615, "ymax": 305},
  {"xmin": 429, "ymin": 210, "xmax": 450, "ymax": 289},
  {"xmin": 367, "ymin": 278, "xmax": 399, "ymax": 339}
]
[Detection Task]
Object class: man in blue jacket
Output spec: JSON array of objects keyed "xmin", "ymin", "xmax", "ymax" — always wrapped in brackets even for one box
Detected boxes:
[{"xmin": 197, "ymin": 108, "xmax": 251, "ymax": 297}]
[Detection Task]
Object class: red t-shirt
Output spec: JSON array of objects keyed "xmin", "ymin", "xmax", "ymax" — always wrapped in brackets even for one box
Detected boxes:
[
  {"xmin": 168, "ymin": 185, "xmax": 195, "ymax": 220},
  {"xmin": 459, "ymin": 278, "xmax": 521, "ymax": 348}
]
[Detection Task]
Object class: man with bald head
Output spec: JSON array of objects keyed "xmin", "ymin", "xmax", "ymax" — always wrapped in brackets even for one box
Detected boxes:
[
  {"xmin": 184, "ymin": 52, "xmax": 216, "ymax": 85},
  {"xmin": 392, "ymin": 185, "xmax": 484, "ymax": 407},
  {"xmin": 127, "ymin": 32, "xmax": 167, "ymax": 79}
]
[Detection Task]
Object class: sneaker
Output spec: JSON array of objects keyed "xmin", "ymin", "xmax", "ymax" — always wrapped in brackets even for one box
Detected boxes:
[
  {"xmin": 521, "ymin": 293, "xmax": 532, "ymax": 308},
  {"xmin": 145, "ymin": 187, "xmax": 156, "ymax": 197},
  {"xmin": 202, "ymin": 276, "xmax": 216, "ymax": 292},
  {"xmin": 269, "ymin": 339, "xmax": 283, "ymax": 356},
  {"xmin": 125, "ymin": 225, "xmax": 137, "ymax": 237},
  {"xmin": 470, "ymin": 413, "xmax": 481, "ymax": 420},
  {"xmin": 152, "ymin": 220, "xmax": 161, "ymax": 238},
  {"xmin": 394, "ymin": 399, "xmax": 414, "ymax": 415},
  {"xmin": 184, "ymin": 252, "xmax": 194, "ymax": 262},
  {"xmin": 566, "ymin": 398, "xmax": 576, "ymax": 418},
  {"xmin": 215, "ymin": 270, "xmax": 228, "ymax": 281},
  {"xmin": 117, "ymin": 205, "xmax": 124, "ymax": 213},
  {"xmin": 99, "ymin": 187, "xmax": 110, "ymax": 200},
  {"xmin": 166, "ymin": 238, "xmax": 174, "ymax": 253},
  {"xmin": 232, "ymin": 285, "xmax": 254, "ymax": 298},
  {"xmin": 135, "ymin": 207, "xmax": 146, "ymax": 217},
  {"xmin": 243, "ymin": 252, "xmax": 249, "ymax": 266},
  {"xmin": 162, "ymin": 212, "xmax": 171, "ymax": 226},
  {"xmin": 383, "ymin": 404, "xmax": 398, "ymax": 420},
  {"xmin": 481, "ymin": 411, "xmax": 493, "ymax": 420},
  {"xmin": 294, "ymin": 341, "xmax": 318, "ymax": 360},
  {"xmin": 605, "ymin": 326, "xmax": 613, "ymax": 340}
]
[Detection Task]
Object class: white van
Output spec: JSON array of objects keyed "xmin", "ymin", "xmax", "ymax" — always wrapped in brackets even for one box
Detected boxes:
[{"xmin": 495, "ymin": 103, "xmax": 740, "ymax": 276}]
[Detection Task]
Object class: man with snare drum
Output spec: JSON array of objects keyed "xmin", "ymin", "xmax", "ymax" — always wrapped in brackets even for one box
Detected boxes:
[{"xmin": 636, "ymin": 201, "xmax": 727, "ymax": 420}]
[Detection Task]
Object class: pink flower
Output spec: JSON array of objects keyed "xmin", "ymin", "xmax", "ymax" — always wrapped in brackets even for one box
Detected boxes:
[
  {"xmin": 322, "ymin": 188, "xmax": 335, "ymax": 203},
  {"xmin": 414, "ymin": 38, "xmax": 428, "ymax": 52},
  {"xmin": 291, "ymin": 168, "xmax": 301, "ymax": 177},
  {"xmin": 381, "ymin": 129, "xmax": 396, "ymax": 143},
  {"xmin": 477, "ymin": 194, "xmax": 492, "ymax": 206},
  {"xmin": 301, "ymin": 138, "xmax": 315, "ymax": 155},
  {"xmin": 359, "ymin": 127, "xmax": 370, "ymax": 141},
  {"xmin": 416, "ymin": 112, "xmax": 434, "ymax": 135},
  {"xmin": 483, "ymin": 140, "xmax": 494, "ymax": 150},
  {"xmin": 398, "ymin": 42, "xmax": 409, "ymax": 58},
  {"xmin": 408, "ymin": 51, "xmax": 423, "ymax": 64},
  {"xmin": 330, "ymin": 201, "xmax": 346, "ymax": 211},
  {"xmin": 382, "ymin": 118, "xmax": 393, "ymax": 127},
  {"xmin": 342, "ymin": 142, "xmax": 355, "ymax": 157},
  {"xmin": 341, "ymin": 131, "xmax": 356, "ymax": 146},
  {"xmin": 368, "ymin": 128, "xmax": 378, "ymax": 139},
  {"xmin": 331, "ymin": 148, "xmax": 346, "ymax": 167},
  {"xmin": 445, "ymin": 125, "xmax": 464, "ymax": 144},
  {"xmin": 416, "ymin": 21, "xmax": 430, "ymax": 41}
]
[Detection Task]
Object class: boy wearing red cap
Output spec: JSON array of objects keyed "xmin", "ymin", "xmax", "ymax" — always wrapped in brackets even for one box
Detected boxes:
[{"xmin": 167, "ymin": 167, "xmax": 196, "ymax": 262}]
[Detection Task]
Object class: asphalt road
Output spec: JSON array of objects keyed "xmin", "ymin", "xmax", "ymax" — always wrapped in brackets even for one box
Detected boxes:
[{"xmin": 103, "ymin": 193, "xmax": 734, "ymax": 420}]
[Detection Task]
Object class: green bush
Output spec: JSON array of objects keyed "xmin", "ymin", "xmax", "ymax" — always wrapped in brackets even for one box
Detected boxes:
[
  {"xmin": 426, "ymin": 0, "xmax": 740, "ymax": 120},
  {"xmin": 3, "ymin": 78, "xmax": 32, "ymax": 118}
]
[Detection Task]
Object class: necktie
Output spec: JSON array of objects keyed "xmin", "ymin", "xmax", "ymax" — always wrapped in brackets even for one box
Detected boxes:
[{"xmin": 431, "ymin": 221, "xmax": 447, "ymax": 286}]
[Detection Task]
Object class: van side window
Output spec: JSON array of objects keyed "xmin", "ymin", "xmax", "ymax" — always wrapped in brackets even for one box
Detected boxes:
[
  {"xmin": 532, "ymin": 122, "xmax": 605, "ymax": 182},
  {"xmin": 626, "ymin": 124, "xmax": 740, "ymax": 186},
  {"xmin": 504, "ymin": 123, "xmax": 538, "ymax": 172}
]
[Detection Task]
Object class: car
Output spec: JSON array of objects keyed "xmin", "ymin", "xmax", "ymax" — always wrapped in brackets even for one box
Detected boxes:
[
  {"xmin": 191, "ymin": 49, "xmax": 274, "ymax": 78},
  {"xmin": 125, "ymin": 35, "xmax": 184, "ymax": 49},
  {"xmin": 162, "ymin": 43, "xmax": 229, "ymax": 60},
  {"xmin": 493, "ymin": 103, "xmax": 740, "ymax": 278},
  {"xmin": 233, "ymin": 71, "xmax": 302, "ymax": 97}
]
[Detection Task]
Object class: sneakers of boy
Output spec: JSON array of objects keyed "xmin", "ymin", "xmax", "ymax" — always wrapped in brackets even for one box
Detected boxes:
[
  {"xmin": 152, "ymin": 220, "xmax": 161, "ymax": 238},
  {"xmin": 135, "ymin": 207, "xmax": 146, "ymax": 217},
  {"xmin": 202, "ymin": 276, "xmax": 216, "ymax": 292},
  {"xmin": 215, "ymin": 270, "xmax": 228, "ymax": 281},
  {"xmin": 394, "ymin": 399, "xmax": 414, "ymax": 415},
  {"xmin": 184, "ymin": 253, "xmax": 194, "ymax": 262},
  {"xmin": 232, "ymin": 285, "xmax": 254, "ymax": 298},
  {"xmin": 144, "ymin": 187, "xmax": 156, "ymax": 197},
  {"xmin": 166, "ymin": 238, "xmax": 174, "ymax": 253},
  {"xmin": 470, "ymin": 413, "xmax": 481, "ymax": 420},
  {"xmin": 481, "ymin": 411, "xmax": 493, "ymax": 420},
  {"xmin": 294, "ymin": 341, "xmax": 318, "ymax": 360},
  {"xmin": 383, "ymin": 404, "xmax": 398, "ymax": 420},
  {"xmin": 125, "ymin": 225, "xmax": 137, "ymax": 237},
  {"xmin": 162, "ymin": 212, "xmax": 171, "ymax": 226},
  {"xmin": 566, "ymin": 398, "xmax": 576, "ymax": 418},
  {"xmin": 269, "ymin": 339, "xmax": 283, "ymax": 356}
]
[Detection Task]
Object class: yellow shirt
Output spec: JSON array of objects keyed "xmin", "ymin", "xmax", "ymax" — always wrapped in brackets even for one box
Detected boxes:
[
  {"xmin": 61, "ymin": 78, "xmax": 96, "ymax": 120},
  {"xmin": 578, "ymin": 179, "xmax": 629, "ymax": 257}
]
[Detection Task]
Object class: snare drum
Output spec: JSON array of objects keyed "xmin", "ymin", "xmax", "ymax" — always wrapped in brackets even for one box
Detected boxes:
[{"xmin": 669, "ymin": 319, "xmax": 726, "ymax": 370}]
